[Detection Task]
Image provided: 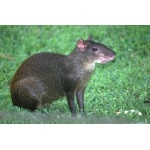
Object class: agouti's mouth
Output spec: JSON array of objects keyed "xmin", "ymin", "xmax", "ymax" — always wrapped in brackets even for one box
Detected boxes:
[{"xmin": 96, "ymin": 55, "xmax": 115, "ymax": 64}]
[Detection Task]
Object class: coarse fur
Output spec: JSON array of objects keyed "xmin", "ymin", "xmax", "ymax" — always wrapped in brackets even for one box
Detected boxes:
[{"xmin": 10, "ymin": 36, "xmax": 116, "ymax": 116}]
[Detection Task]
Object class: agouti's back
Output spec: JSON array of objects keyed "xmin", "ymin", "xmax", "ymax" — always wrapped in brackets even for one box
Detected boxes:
[
  {"xmin": 10, "ymin": 36, "xmax": 116, "ymax": 116},
  {"xmin": 11, "ymin": 53, "xmax": 66, "ymax": 82}
]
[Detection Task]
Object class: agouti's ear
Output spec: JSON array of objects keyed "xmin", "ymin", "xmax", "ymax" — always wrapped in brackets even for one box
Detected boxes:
[
  {"xmin": 77, "ymin": 39, "xmax": 87, "ymax": 50},
  {"xmin": 87, "ymin": 36, "xmax": 92, "ymax": 41}
]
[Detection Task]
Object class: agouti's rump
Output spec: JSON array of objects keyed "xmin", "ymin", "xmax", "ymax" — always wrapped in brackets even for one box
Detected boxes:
[{"xmin": 10, "ymin": 36, "xmax": 116, "ymax": 116}]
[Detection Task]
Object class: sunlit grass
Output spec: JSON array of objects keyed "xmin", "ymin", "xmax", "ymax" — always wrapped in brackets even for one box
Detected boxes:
[{"xmin": 0, "ymin": 25, "xmax": 150, "ymax": 123}]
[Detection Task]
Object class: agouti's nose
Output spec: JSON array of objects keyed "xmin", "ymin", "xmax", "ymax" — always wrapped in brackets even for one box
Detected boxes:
[{"xmin": 109, "ymin": 50, "xmax": 116, "ymax": 58}]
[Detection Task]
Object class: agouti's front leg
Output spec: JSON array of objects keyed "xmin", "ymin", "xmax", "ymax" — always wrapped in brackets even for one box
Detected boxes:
[
  {"xmin": 76, "ymin": 88, "xmax": 85, "ymax": 116},
  {"xmin": 65, "ymin": 91, "xmax": 76, "ymax": 117}
]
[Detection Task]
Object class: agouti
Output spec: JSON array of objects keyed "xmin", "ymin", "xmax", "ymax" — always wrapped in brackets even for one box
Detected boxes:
[{"xmin": 10, "ymin": 36, "xmax": 116, "ymax": 116}]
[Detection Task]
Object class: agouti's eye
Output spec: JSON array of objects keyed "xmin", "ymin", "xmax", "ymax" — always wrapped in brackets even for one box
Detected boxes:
[{"xmin": 92, "ymin": 47, "xmax": 98, "ymax": 51}]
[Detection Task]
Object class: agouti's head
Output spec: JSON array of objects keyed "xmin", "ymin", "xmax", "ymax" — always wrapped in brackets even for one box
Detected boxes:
[{"xmin": 75, "ymin": 36, "xmax": 116, "ymax": 65}]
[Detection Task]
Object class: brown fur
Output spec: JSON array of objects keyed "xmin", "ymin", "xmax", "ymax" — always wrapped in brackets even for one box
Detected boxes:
[{"xmin": 10, "ymin": 37, "xmax": 116, "ymax": 116}]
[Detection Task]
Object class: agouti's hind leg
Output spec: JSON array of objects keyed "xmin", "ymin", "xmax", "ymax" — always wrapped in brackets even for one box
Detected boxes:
[
  {"xmin": 11, "ymin": 77, "xmax": 45, "ymax": 111},
  {"xmin": 12, "ymin": 89, "xmax": 39, "ymax": 111}
]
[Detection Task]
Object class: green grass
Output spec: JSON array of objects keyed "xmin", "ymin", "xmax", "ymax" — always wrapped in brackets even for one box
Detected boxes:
[{"xmin": 0, "ymin": 25, "xmax": 150, "ymax": 124}]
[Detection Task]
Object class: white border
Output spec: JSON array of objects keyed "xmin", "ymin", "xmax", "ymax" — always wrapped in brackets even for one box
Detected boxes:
[
  {"xmin": 0, "ymin": 0, "xmax": 150, "ymax": 25},
  {"xmin": 0, "ymin": 124, "xmax": 150, "ymax": 150}
]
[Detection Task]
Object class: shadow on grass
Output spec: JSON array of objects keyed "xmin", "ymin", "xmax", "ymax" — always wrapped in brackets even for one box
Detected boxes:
[{"xmin": 0, "ymin": 110, "xmax": 135, "ymax": 124}]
